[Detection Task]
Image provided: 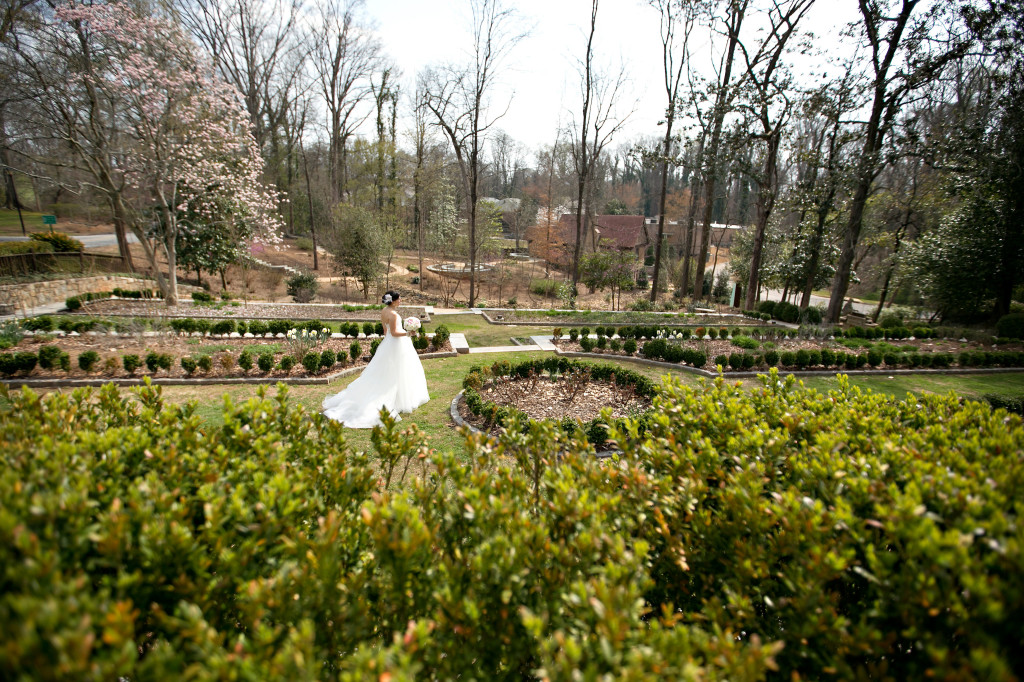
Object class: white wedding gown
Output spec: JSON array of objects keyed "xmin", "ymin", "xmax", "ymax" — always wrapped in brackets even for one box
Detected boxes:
[{"xmin": 321, "ymin": 320, "xmax": 429, "ymax": 428}]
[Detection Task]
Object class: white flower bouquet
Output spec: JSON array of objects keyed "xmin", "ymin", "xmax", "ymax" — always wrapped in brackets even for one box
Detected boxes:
[{"xmin": 404, "ymin": 316, "xmax": 421, "ymax": 332}]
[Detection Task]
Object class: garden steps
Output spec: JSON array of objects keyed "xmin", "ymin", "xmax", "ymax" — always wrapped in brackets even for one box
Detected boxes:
[
  {"xmin": 450, "ymin": 332, "xmax": 470, "ymax": 354},
  {"xmin": 468, "ymin": 344, "xmax": 542, "ymax": 354}
]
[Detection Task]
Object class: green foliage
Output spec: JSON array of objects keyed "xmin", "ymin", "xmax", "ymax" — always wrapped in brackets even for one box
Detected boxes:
[
  {"xmin": 370, "ymin": 339, "xmax": 380, "ymax": 357},
  {"xmin": 29, "ymin": 231, "xmax": 83, "ymax": 252},
  {"xmin": 77, "ymin": 350, "xmax": 100, "ymax": 372},
  {"xmin": 580, "ymin": 336, "xmax": 595, "ymax": 352},
  {"xmin": 211, "ymin": 319, "xmax": 235, "ymax": 335},
  {"xmin": 0, "ymin": 239, "xmax": 54, "ymax": 255},
  {"xmin": 278, "ymin": 355, "xmax": 295, "ymax": 372},
  {"xmin": 530, "ymin": 279, "xmax": 560, "ymax": 297},
  {"xmin": 286, "ymin": 272, "xmax": 319, "ymax": 303},
  {"xmin": 431, "ymin": 324, "xmax": 450, "ymax": 350},
  {"xmin": 180, "ymin": 356, "xmax": 198, "ymax": 375},
  {"xmin": 257, "ymin": 351, "xmax": 274, "ymax": 372},
  {"xmin": 65, "ymin": 295, "xmax": 82, "ymax": 311},
  {"xmin": 302, "ymin": 352, "xmax": 320, "ymax": 373},
  {"xmin": 320, "ymin": 349, "xmax": 336, "ymax": 369},
  {"xmin": 248, "ymin": 320, "xmax": 269, "ymax": 336},
  {"xmin": 37, "ymin": 345, "xmax": 64, "ymax": 370},
  {"xmin": 238, "ymin": 349, "xmax": 254, "ymax": 372},
  {"xmin": 268, "ymin": 320, "xmax": 291, "ymax": 336},
  {"xmin": 191, "ymin": 291, "xmax": 214, "ymax": 303},
  {"xmin": 349, "ymin": 341, "xmax": 362, "ymax": 362},
  {"xmin": 623, "ymin": 338, "xmax": 637, "ymax": 355},
  {"xmin": 123, "ymin": 352, "xmax": 142, "ymax": 374},
  {"xmin": 294, "ymin": 237, "xmax": 314, "ymax": 251},
  {"xmin": 197, "ymin": 355, "xmax": 213, "ymax": 373},
  {"xmin": 731, "ymin": 335, "xmax": 759, "ymax": 350},
  {"xmin": 997, "ymin": 313, "xmax": 1024, "ymax": 339}
]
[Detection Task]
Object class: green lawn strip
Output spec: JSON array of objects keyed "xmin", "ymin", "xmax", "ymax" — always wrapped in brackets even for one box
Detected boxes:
[
  {"xmin": 152, "ymin": 351, "xmax": 705, "ymax": 456},
  {"xmin": 789, "ymin": 372, "xmax": 1024, "ymax": 401},
  {"xmin": 0, "ymin": 208, "xmax": 47, "ymax": 235},
  {"xmin": 431, "ymin": 313, "xmax": 555, "ymax": 347}
]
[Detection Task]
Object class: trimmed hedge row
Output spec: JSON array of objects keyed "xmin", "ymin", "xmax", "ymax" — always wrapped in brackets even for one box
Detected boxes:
[
  {"xmin": 640, "ymin": 338, "xmax": 707, "ymax": 367},
  {"xmin": 462, "ymin": 358, "xmax": 656, "ymax": 449},
  {"xmin": 1, "ymin": 329, "xmax": 448, "ymax": 378},
  {"xmin": 706, "ymin": 349, "xmax": 1024, "ymax": 372}
]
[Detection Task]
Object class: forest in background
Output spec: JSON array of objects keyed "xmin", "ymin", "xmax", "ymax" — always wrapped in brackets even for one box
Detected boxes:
[{"xmin": 1, "ymin": 0, "xmax": 1022, "ymax": 322}]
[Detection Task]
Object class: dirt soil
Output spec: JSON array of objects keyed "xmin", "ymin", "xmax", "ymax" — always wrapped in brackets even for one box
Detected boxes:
[
  {"xmin": 458, "ymin": 375, "xmax": 652, "ymax": 437},
  {"xmin": 10, "ymin": 333, "xmax": 451, "ymax": 381}
]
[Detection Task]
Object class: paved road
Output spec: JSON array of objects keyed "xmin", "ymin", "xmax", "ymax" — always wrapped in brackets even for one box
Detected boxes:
[{"xmin": 0, "ymin": 233, "xmax": 136, "ymax": 249}]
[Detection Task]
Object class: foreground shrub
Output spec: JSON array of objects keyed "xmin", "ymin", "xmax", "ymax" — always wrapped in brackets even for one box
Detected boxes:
[{"xmin": 2, "ymin": 374, "xmax": 1021, "ymax": 680}]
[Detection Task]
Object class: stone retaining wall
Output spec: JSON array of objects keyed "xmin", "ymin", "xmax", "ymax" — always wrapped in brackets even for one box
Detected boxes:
[{"xmin": 0, "ymin": 275, "xmax": 159, "ymax": 313}]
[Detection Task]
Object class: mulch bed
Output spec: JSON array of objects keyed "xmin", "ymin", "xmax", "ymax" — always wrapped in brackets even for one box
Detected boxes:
[
  {"xmin": 458, "ymin": 375, "xmax": 652, "ymax": 437},
  {"xmin": 67, "ymin": 299, "xmax": 428, "ymax": 321},
  {"xmin": 6, "ymin": 332, "xmax": 451, "ymax": 381}
]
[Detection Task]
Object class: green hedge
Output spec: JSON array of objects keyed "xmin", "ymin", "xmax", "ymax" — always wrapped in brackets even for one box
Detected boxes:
[
  {"xmin": 0, "ymin": 240, "xmax": 54, "ymax": 256},
  {"xmin": 461, "ymin": 358, "xmax": 656, "ymax": 449},
  {"xmin": 2, "ymin": 375, "xmax": 1021, "ymax": 678}
]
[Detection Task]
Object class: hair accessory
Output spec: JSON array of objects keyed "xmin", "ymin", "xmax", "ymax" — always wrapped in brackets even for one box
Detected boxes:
[{"xmin": 383, "ymin": 293, "xmax": 393, "ymax": 304}]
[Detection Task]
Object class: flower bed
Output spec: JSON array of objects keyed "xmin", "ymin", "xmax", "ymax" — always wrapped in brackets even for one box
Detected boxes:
[{"xmin": 0, "ymin": 325, "xmax": 452, "ymax": 381}]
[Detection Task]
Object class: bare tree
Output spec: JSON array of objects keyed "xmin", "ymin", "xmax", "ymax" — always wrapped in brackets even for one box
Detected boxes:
[
  {"xmin": 693, "ymin": 0, "xmax": 747, "ymax": 302},
  {"xmin": 738, "ymin": 0, "xmax": 815, "ymax": 310},
  {"xmin": 647, "ymin": 0, "xmax": 702, "ymax": 302},
  {"xmin": 568, "ymin": 0, "xmax": 632, "ymax": 294},
  {"xmin": 420, "ymin": 0, "xmax": 525, "ymax": 307},
  {"xmin": 175, "ymin": 0, "xmax": 311, "ymax": 180},
  {"xmin": 310, "ymin": 0, "xmax": 383, "ymax": 200}
]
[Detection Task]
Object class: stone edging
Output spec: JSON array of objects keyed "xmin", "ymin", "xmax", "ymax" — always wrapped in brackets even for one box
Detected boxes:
[
  {"xmin": 0, "ymin": 350, "xmax": 458, "ymax": 389},
  {"xmin": 553, "ymin": 348, "xmax": 1024, "ymax": 378},
  {"xmin": 478, "ymin": 310, "xmax": 766, "ymax": 327}
]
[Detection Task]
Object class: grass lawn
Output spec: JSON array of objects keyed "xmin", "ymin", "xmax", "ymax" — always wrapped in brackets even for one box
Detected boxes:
[
  {"xmin": 152, "ymin": 351, "xmax": 705, "ymax": 455},
  {"xmin": 0, "ymin": 208, "xmax": 46, "ymax": 235},
  {"xmin": 794, "ymin": 372, "xmax": 1024, "ymax": 401},
  {"xmin": 431, "ymin": 312, "xmax": 555, "ymax": 347}
]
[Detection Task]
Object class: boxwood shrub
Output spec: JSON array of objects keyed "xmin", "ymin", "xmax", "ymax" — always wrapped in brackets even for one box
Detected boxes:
[{"xmin": 0, "ymin": 373, "xmax": 1023, "ymax": 678}]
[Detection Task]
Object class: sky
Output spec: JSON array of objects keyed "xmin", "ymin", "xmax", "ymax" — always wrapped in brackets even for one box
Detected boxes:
[{"xmin": 363, "ymin": 0, "xmax": 862, "ymax": 158}]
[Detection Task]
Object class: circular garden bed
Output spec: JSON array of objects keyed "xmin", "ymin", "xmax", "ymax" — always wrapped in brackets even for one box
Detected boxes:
[{"xmin": 458, "ymin": 358, "xmax": 656, "ymax": 449}]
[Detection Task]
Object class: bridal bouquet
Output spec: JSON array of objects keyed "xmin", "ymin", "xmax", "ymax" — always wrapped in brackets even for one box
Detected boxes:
[{"xmin": 404, "ymin": 316, "xmax": 421, "ymax": 332}]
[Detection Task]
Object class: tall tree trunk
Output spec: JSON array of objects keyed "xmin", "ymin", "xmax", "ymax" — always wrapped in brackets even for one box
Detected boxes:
[
  {"xmin": 695, "ymin": 2, "xmax": 745, "ymax": 298},
  {"xmin": 650, "ymin": 116, "xmax": 674, "ymax": 303},
  {"xmin": 744, "ymin": 131, "xmax": 781, "ymax": 310}
]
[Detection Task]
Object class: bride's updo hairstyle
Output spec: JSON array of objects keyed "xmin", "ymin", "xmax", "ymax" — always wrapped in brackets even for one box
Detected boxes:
[{"xmin": 382, "ymin": 291, "xmax": 400, "ymax": 306}]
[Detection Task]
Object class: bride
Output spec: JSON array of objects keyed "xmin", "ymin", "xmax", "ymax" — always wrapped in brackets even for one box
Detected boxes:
[{"xmin": 322, "ymin": 291, "xmax": 430, "ymax": 428}]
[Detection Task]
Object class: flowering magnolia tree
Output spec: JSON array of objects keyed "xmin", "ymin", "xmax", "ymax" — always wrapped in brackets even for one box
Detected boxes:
[{"xmin": 54, "ymin": 1, "xmax": 281, "ymax": 304}]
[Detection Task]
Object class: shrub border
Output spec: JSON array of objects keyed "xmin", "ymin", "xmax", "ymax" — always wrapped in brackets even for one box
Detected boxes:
[
  {"xmin": 554, "ymin": 347, "xmax": 1024, "ymax": 378},
  {"xmin": 0, "ymin": 349, "xmax": 458, "ymax": 388}
]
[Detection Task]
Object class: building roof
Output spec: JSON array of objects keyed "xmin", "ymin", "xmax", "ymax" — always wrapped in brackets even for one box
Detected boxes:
[{"xmin": 592, "ymin": 215, "xmax": 649, "ymax": 250}]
